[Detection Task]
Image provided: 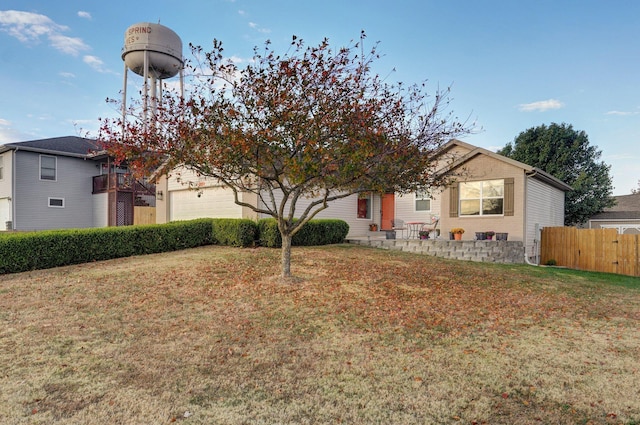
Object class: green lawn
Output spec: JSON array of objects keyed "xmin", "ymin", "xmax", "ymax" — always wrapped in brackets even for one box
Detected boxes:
[{"xmin": 1, "ymin": 244, "xmax": 638, "ymax": 424}]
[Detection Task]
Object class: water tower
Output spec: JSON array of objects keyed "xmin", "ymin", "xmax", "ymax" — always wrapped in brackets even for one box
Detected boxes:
[{"xmin": 121, "ymin": 22, "xmax": 184, "ymax": 126}]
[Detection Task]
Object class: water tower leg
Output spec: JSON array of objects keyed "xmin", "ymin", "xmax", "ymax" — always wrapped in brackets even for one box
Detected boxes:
[
  {"xmin": 143, "ymin": 50, "xmax": 149, "ymax": 128},
  {"xmin": 150, "ymin": 74, "xmax": 157, "ymax": 118},
  {"xmin": 122, "ymin": 62, "xmax": 128, "ymax": 135},
  {"xmin": 180, "ymin": 68, "xmax": 184, "ymax": 98}
]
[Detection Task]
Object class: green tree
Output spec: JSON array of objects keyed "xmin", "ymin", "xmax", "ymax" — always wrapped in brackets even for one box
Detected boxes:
[
  {"xmin": 498, "ymin": 123, "xmax": 615, "ymax": 226},
  {"xmin": 99, "ymin": 33, "xmax": 470, "ymax": 279}
]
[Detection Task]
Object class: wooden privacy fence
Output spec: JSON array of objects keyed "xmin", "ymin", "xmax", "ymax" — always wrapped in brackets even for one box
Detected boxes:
[
  {"xmin": 540, "ymin": 227, "xmax": 640, "ymax": 277},
  {"xmin": 134, "ymin": 206, "xmax": 156, "ymax": 226}
]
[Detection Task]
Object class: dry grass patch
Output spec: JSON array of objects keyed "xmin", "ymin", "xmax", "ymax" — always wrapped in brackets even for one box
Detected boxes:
[{"xmin": 1, "ymin": 244, "xmax": 639, "ymax": 424}]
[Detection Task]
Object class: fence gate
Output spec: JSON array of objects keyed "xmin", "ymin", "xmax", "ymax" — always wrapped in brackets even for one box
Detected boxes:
[
  {"xmin": 617, "ymin": 234, "xmax": 640, "ymax": 276},
  {"xmin": 540, "ymin": 227, "xmax": 639, "ymax": 277}
]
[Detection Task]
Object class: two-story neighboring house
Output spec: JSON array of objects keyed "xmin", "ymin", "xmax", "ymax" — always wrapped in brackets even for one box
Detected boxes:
[{"xmin": 0, "ymin": 136, "xmax": 155, "ymax": 231}]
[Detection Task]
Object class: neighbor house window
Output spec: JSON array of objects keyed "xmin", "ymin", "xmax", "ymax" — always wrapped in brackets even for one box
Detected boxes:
[
  {"xmin": 0, "ymin": 156, "xmax": 3, "ymax": 180},
  {"xmin": 48, "ymin": 197, "xmax": 64, "ymax": 208},
  {"xmin": 459, "ymin": 179, "xmax": 504, "ymax": 216},
  {"xmin": 40, "ymin": 155, "xmax": 56, "ymax": 181},
  {"xmin": 415, "ymin": 191, "xmax": 431, "ymax": 212},
  {"xmin": 357, "ymin": 192, "xmax": 372, "ymax": 219}
]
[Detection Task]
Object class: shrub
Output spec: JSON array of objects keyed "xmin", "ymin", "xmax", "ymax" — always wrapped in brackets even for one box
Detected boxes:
[
  {"xmin": 257, "ymin": 218, "xmax": 349, "ymax": 248},
  {"xmin": 211, "ymin": 219, "xmax": 257, "ymax": 247}
]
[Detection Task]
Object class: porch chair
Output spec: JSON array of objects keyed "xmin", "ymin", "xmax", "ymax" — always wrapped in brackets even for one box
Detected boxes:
[
  {"xmin": 392, "ymin": 219, "xmax": 408, "ymax": 239},
  {"xmin": 421, "ymin": 215, "xmax": 440, "ymax": 239}
]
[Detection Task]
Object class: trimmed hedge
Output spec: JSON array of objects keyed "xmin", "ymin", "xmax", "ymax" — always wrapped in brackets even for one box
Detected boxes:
[
  {"xmin": 258, "ymin": 218, "xmax": 349, "ymax": 248},
  {"xmin": 0, "ymin": 219, "xmax": 214, "ymax": 274},
  {"xmin": 0, "ymin": 217, "xmax": 347, "ymax": 274}
]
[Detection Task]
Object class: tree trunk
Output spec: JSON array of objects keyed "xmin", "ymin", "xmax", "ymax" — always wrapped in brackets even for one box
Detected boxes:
[{"xmin": 281, "ymin": 233, "xmax": 292, "ymax": 278}]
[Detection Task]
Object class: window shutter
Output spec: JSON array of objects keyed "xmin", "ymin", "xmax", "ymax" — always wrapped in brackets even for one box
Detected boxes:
[
  {"xmin": 449, "ymin": 183, "xmax": 459, "ymax": 217},
  {"xmin": 504, "ymin": 178, "xmax": 514, "ymax": 216}
]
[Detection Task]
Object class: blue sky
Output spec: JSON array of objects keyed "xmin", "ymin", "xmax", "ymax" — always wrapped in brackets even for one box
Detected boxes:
[{"xmin": 1, "ymin": 0, "xmax": 638, "ymax": 194}]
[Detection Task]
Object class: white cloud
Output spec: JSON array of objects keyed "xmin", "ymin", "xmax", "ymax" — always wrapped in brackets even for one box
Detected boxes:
[
  {"xmin": 0, "ymin": 10, "xmax": 89, "ymax": 55},
  {"xmin": 605, "ymin": 110, "xmax": 639, "ymax": 116},
  {"xmin": 59, "ymin": 71, "xmax": 76, "ymax": 78},
  {"xmin": 0, "ymin": 120, "xmax": 33, "ymax": 144},
  {"xmin": 49, "ymin": 33, "xmax": 89, "ymax": 56},
  {"xmin": 77, "ymin": 11, "xmax": 92, "ymax": 20},
  {"xmin": 228, "ymin": 55, "xmax": 248, "ymax": 64},
  {"xmin": 83, "ymin": 55, "xmax": 108, "ymax": 72},
  {"xmin": 0, "ymin": 10, "xmax": 65, "ymax": 42},
  {"xmin": 248, "ymin": 21, "xmax": 271, "ymax": 34},
  {"xmin": 238, "ymin": 10, "xmax": 246, "ymax": 16},
  {"xmin": 518, "ymin": 99, "xmax": 564, "ymax": 112}
]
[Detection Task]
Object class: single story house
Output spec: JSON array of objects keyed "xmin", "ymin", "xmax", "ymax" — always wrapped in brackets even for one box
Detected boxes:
[
  {"xmin": 155, "ymin": 139, "xmax": 572, "ymax": 258},
  {"xmin": 0, "ymin": 136, "xmax": 154, "ymax": 231},
  {"xmin": 436, "ymin": 140, "xmax": 571, "ymax": 255},
  {"xmin": 584, "ymin": 193, "xmax": 640, "ymax": 234}
]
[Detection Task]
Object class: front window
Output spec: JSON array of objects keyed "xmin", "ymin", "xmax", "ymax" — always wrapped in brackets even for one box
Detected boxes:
[
  {"xmin": 357, "ymin": 192, "xmax": 372, "ymax": 219},
  {"xmin": 415, "ymin": 191, "xmax": 431, "ymax": 212},
  {"xmin": 459, "ymin": 179, "xmax": 504, "ymax": 216},
  {"xmin": 0, "ymin": 156, "xmax": 3, "ymax": 180},
  {"xmin": 40, "ymin": 155, "xmax": 56, "ymax": 181}
]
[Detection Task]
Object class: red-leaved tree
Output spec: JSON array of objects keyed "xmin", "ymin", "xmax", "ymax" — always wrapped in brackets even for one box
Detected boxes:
[{"xmin": 99, "ymin": 32, "xmax": 471, "ymax": 279}]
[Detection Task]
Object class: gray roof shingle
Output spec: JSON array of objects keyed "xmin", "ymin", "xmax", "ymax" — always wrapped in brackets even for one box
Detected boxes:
[
  {"xmin": 0, "ymin": 136, "xmax": 100, "ymax": 158},
  {"xmin": 589, "ymin": 193, "xmax": 640, "ymax": 221}
]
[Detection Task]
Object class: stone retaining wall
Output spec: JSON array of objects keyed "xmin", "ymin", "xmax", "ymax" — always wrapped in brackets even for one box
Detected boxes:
[{"xmin": 347, "ymin": 239, "xmax": 525, "ymax": 264}]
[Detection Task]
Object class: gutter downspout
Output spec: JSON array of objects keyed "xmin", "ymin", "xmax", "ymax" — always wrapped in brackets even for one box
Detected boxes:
[
  {"xmin": 11, "ymin": 147, "xmax": 17, "ymax": 230},
  {"xmin": 524, "ymin": 170, "xmax": 539, "ymax": 266},
  {"xmin": 524, "ymin": 244, "xmax": 539, "ymax": 266}
]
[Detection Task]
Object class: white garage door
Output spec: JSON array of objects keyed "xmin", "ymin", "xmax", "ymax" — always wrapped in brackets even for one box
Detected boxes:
[
  {"xmin": 0, "ymin": 198, "xmax": 10, "ymax": 230},
  {"xmin": 169, "ymin": 187, "xmax": 243, "ymax": 221}
]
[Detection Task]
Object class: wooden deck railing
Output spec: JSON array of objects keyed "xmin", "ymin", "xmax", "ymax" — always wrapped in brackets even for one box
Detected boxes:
[{"xmin": 92, "ymin": 174, "xmax": 155, "ymax": 197}]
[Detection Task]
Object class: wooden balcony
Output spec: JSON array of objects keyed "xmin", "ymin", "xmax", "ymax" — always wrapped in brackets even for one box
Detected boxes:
[{"xmin": 92, "ymin": 173, "xmax": 154, "ymax": 196}]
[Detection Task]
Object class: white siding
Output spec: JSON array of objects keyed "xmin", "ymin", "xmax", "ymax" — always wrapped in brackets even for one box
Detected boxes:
[
  {"xmin": 167, "ymin": 167, "xmax": 216, "ymax": 191},
  {"xmin": 0, "ymin": 151, "xmax": 11, "ymax": 198},
  {"xmin": 92, "ymin": 193, "xmax": 108, "ymax": 228},
  {"xmin": 395, "ymin": 191, "xmax": 442, "ymax": 224},
  {"xmin": 525, "ymin": 177, "xmax": 565, "ymax": 248},
  {"xmin": 170, "ymin": 186, "xmax": 243, "ymax": 221},
  {"xmin": 0, "ymin": 198, "xmax": 10, "ymax": 230},
  {"xmin": 258, "ymin": 190, "xmax": 381, "ymax": 237},
  {"xmin": 311, "ymin": 193, "xmax": 381, "ymax": 237},
  {"xmin": 0, "ymin": 152, "xmax": 11, "ymax": 230},
  {"xmin": 0, "ymin": 153, "xmax": 5, "ymax": 186},
  {"xmin": 165, "ymin": 166, "xmax": 245, "ymax": 221}
]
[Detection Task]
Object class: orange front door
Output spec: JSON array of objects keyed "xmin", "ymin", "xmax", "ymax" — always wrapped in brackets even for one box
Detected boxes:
[{"xmin": 381, "ymin": 193, "xmax": 395, "ymax": 230}]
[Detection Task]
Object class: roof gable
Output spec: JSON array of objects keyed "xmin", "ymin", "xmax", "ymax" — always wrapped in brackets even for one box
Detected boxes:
[{"xmin": 438, "ymin": 139, "xmax": 572, "ymax": 192}]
